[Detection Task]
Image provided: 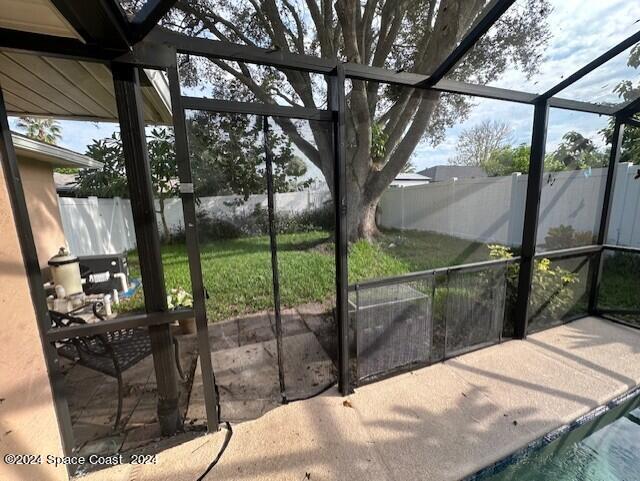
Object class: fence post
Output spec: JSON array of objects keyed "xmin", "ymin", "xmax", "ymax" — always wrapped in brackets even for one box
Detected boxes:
[
  {"xmin": 449, "ymin": 177, "xmax": 457, "ymax": 236},
  {"xmin": 401, "ymin": 186, "xmax": 406, "ymax": 230},
  {"xmin": 513, "ymin": 100, "xmax": 549, "ymax": 339},
  {"xmin": 609, "ymin": 163, "xmax": 632, "ymax": 245},
  {"xmin": 113, "ymin": 196, "xmax": 127, "ymax": 253},
  {"xmin": 508, "ymin": 173, "xmax": 523, "ymax": 246},
  {"xmin": 87, "ymin": 196, "xmax": 104, "ymax": 254},
  {"xmin": 626, "ymin": 164, "xmax": 640, "ymax": 246}
]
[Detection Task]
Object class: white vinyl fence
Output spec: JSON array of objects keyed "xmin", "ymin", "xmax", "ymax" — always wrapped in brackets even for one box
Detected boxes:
[
  {"xmin": 378, "ymin": 163, "xmax": 640, "ymax": 248},
  {"xmin": 58, "ymin": 189, "xmax": 331, "ymax": 255},
  {"xmin": 59, "ymin": 164, "xmax": 640, "ymax": 256}
]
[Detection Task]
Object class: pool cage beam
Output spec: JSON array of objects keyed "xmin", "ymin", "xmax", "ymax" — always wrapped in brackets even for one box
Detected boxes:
[
  {"xmin": 263, "ymin": 117, "xmax": 288, "ymax": 403},
  {"xmin": 513, "ymin": 100, "xmax": 550, "ymax": 339},
  {"xmin": 617, "ymin": 96, "xmax": 640, "ymax": 118},
  {"xmin": 0, "ymin": 86, "xmax": 76, "ymax": 475},
  {"xmin": 167, "ymin": 59, "xmax": 220, "ymax": 432},
  {"xmin": 588, "ymin": 119, "xmax": 626, "ymax": 315},
  {"xmin": 537, "ymin": 29, "xmax": 640, "ymax": 101},
  {"xmin": 416, "ymin": 0, "xmax": 516, "ymax": 88},
  {"xmin": 112, "ymin": 63, "xmax": 182, "ymax": 436},
  {"xmin": 329, "ymin": 64, "xmax": 351, "ymax": 395},
  {"xmin": 129, "ymin": 0, "xmax": 177, "ymax": 43},
  {"xmin": 141, "ymin": 28, "xmax": 616, "ymax": 117}
]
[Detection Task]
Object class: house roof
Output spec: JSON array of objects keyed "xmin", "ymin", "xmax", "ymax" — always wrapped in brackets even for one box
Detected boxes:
[
  {"xmin": 12, "ymin": 131, "xmax": 102, "ymax": 169},
  {"xmin": 418, "ymin": 165, "xmax": 487, "ymax": 181},
  {"xmin": 0, "ymin": 50, "xmax": 172, "ymax": 123},
  {"xmin": 0, "ymin": 0, "xmax": 171, "ymax": 123},
  {"xmin": 53, "ymin": 171, "xmax": 77, "ymax": 191},
  {"xmin": 394, "ymin": 173, "xmax": 431, "ymax": 181},
  {"xmin": 0, "ymin": 0, "xmax": 80, "ymax": 39}
]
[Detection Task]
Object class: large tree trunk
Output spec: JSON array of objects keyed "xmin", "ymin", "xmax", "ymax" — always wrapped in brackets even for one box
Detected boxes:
[
  {"xmin": 323, "ymin": 161, "xmax": 381, "ymax": 242},
  {"xmin": 173, "ymin": 0, "xmax": 490, "ymax": 243},
  {"xmin": 343, "ymin": 170, "xmax": 383, "ymax": 241},
  {"xmin": 340, "ymin": 90, "xmax": 441, "ymax": 242}
]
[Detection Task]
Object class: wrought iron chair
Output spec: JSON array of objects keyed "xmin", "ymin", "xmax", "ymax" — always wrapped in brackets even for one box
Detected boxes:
[{"xmin": 50, "ymin": 305, "xmax": 185, "ymax": 430}]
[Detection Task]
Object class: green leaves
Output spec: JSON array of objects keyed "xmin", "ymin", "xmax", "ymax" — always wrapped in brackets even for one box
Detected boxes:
[
  {"xmin": 75, "ymin": 133, "xmax": 129, "ymax": 198},
  {"xmin": 478, "ymin": 128, "xmax": 610, "ymax": 177},
  {"xmin": 187, "ymin": 112, "xmax": 309, "ymax": 199},
  {"xmin": 167, "ymin": 287, "xmax": 193, "ymax": 309},
  {"xmin": 548, "ymin": 131, "xmax": 608, "ymax": 170},
  {"xmin": 16, "ymin": 117, "xmax": 62, "ymax": 145},
  {"xmin": 75, "ymin": 129, "xmax": 180, "ymax": 200},
  {"xmin": 490, "ymin": 244, "xmax": 579, "ymax": 321},
  {"xmin": 370, "ymin": 122, "xmax": 388, "ymax": 165},
  {"xmin": 484, "ymin": 144, "xmax": 531, "ymax": 176},
  {"xmin": 148, "ymin": 127, "xmax": 179, "ymax": 198}
]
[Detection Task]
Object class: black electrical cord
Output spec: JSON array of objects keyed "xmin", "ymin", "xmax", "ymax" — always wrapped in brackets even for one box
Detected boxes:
[
  {"xmin": 283, "ymin": 381, "xmax": 338, "ymax": 404},
  {"xmin": 195, "ymin": 421, "xmax": 233, "ymax": 481},
  {"xmin": 193, "ymin": 380, "xmax": 336, "ymax": 480}
]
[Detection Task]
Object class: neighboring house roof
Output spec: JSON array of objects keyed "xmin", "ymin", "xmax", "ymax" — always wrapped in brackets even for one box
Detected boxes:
[
  {"xmin": 395, "ymin": 173, "xmax": 431, "ymax": 181},
  {"xmin": 53, "ymin": 172, "xmax": 77, "ymax": 193},
  {"xmin": 390, "ymin": 172, "xmax": 431, "ymax": 187},
  {"xmin": 12, "ymin": 131, "xmax": 102, "ymax": 169},
  {"xmin": 418, "ymin": 165, "xmax": 487, "ymax": 182}
]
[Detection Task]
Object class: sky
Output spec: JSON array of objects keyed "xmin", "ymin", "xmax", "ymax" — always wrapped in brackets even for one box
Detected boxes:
[
  {"xmin": 8, "ymin": 0, "xmax": 639, "ymax": 179},
  {"xmin": 414, "ymin": 0, "xmax": 639, "ymax": 171}
]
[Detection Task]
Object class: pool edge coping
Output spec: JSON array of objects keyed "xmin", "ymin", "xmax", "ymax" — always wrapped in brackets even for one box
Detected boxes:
[{"xmin": 464, "ymin": 384, "xmax": 640, "ymax": 480}]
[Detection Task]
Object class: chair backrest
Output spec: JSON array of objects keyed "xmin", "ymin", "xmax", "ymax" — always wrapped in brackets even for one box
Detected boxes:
[{"xmin": 49, "ymin": 310, "xmax": 112, "ymax": 358}]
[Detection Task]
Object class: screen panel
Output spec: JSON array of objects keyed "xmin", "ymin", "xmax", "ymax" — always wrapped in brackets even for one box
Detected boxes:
[
  {"xmin": 536, "ymin": 109, "xmax": 611, "ymax": 252},
  {"xmin": 447, "ymin": 0, "xmax": 640, "ymax": 97},
  {"xmin": 527, "ymin": 253, "xmax": 595, "ymax": 333},
  {"xmin": 597, "ymin": 249, "xmax": 640, "ymax": 327}
]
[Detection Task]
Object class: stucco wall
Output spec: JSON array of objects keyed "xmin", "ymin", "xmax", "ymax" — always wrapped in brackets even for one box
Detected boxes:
[
  {"xmin": 17, "ymin": 156, "xmax": 67, "ymax": 270},
  {"xmin": 0, "ymin": 161, "xmax": 67, "ymax": 480}
]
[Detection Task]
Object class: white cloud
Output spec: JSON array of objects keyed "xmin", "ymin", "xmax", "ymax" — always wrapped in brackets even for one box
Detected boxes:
[
  {"xmin": 9, "ymin": 0, "xmax": 634, "ymax": 177},
  {"xmin": 410, "ymin": 0, "xmax": 636, "ymax": 171},
  {"xmin": 489, "ymin": 0, "xmax": 640, "ymax": 96}
]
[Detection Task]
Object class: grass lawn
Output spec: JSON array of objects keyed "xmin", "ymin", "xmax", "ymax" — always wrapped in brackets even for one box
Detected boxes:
[
  {"xmin": 598, "ymin": 252, "xmax": 640, "ymax": 324},
  {"xmin": 374, "ymin": 229, "xmax": 492, "ymax": 271},
  {"xmin": 123, "ymin": 229, "xmax": 495, "ymax": 322},
  {"xmin": 122, "ymin": 229, "xmax": 637, "ymax": 324}
]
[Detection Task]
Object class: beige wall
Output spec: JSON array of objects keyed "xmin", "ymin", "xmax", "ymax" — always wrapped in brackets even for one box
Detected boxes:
[
  {"xmin": 0, "ymin": 161, "xmax": 68, "ymax": 480},
  {"xmin": 17, "ymin": 156, "xmax": 67, "ymax": 271}
]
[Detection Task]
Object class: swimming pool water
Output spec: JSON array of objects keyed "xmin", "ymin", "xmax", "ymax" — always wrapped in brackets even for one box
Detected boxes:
[{"xmin": 480, "ymin": 396, "xmax": 640, "ymax": 481}]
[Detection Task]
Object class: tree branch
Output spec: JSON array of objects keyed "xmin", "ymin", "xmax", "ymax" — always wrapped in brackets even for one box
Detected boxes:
[
  {"xmin": 176, "ymin": 1, "xmax": 257, "ymax": 46},
  {"xmin": 372, "ymin": 90, "xmax": 440, "ymax": 196},
  {"xmin": 282, "ymin": 0, "xmax": 306, "ymax": 54}
]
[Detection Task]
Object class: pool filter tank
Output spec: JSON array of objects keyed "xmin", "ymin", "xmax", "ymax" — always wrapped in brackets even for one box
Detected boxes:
[{"xmin": 48, "ymin": 247, "xmax": 83, "ymax": 296}]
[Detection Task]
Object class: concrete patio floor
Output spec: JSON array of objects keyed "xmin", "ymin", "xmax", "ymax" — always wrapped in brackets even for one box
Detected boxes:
[
  {"xmin": 63, "ymin": 303, "xmax": 337, "ymax": 459},
  {"xmin": 82, "ymin": 316, "xmax": 640, "ymax": 481},
  {"xmin": 60, "ymin": 331, "xmax": 200, "ymax": 456}
]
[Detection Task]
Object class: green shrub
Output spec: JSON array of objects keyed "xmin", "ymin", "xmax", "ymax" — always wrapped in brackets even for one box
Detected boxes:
[
  {"xmin": 196, "ymin": 211, "xmax": 244, "ymax": 240},
  {"xmin": 544, "ymin": 224, "xmax": 594, "ymax": 250},
  {"xmin": 194, "ymin": 203, "xmax": 335, "ymax": 242},
  {"xmin": 489, "ymin": 244, "xmax": 578, "ymax": 322}
]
